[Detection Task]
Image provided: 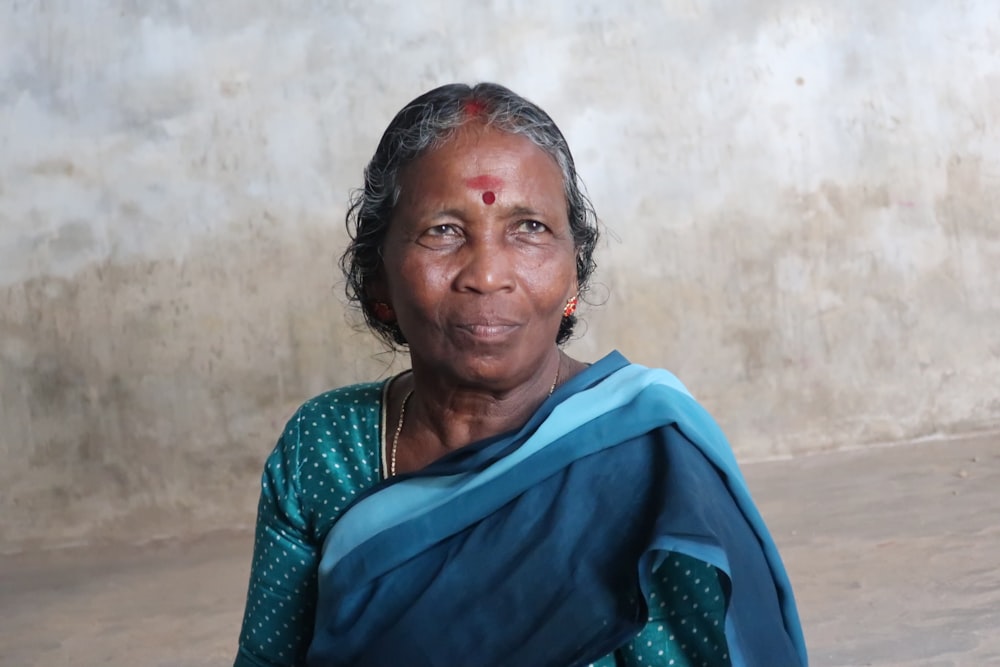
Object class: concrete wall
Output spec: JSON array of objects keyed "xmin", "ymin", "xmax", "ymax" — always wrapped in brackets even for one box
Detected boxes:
[{"xmin": 2, "ymin": 0, "xmax": 998, "ymax": 551}]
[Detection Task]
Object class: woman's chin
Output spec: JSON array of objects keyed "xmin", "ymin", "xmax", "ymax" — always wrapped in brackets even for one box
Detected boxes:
[{"xmin": 425, "ymin": 354, "xmax": 537, "ymax": 392}]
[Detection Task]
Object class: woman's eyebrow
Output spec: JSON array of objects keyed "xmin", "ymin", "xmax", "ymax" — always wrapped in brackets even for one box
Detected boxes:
[
  {"xmin": 504, "ymin": 205, "xmax": 548, "ymax": 218},
  {"xmin": 428, "ymin": 207, "xmax": 467, "ymax": 221}
]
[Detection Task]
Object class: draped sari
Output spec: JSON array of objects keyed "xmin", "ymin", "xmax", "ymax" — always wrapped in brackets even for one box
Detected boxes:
[{"xmin": 307, "ymin": 352, "xmax": 807, "ymax": 667}]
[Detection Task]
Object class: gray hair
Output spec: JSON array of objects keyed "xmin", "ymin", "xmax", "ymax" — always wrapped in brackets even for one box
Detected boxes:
[{"xmin": 341, "ymin": 82, "xmax": 599, "ymax": 348}]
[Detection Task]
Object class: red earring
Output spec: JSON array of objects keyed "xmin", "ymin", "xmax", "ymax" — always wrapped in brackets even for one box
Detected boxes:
[
  {"xmin": 371, "ymin": 301, "xmax": 394, "ymax": 322},
  {"xmin": 563, "ymin": 296, "xmax": 578, "ymax": 318}
]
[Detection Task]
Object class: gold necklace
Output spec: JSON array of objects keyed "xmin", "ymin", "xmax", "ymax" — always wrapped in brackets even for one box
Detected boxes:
[
  {"xmin": 388, "ymin": 362, "xmax": 561, "ymax": 478},
  {"xmin": 389, "ymin": 389, "xmax": 412, "ymax": 478}
]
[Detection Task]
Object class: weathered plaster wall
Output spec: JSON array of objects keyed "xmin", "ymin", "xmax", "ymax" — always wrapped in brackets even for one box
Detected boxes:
[{"xmin": 2, "ymin": 1, "xmax": 998, "ymax": 550}]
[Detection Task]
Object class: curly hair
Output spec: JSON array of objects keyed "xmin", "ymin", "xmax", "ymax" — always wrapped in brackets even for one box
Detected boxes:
[{"xmin": 341, "ymin": 82, "xmax": 599, "ymax": 348}]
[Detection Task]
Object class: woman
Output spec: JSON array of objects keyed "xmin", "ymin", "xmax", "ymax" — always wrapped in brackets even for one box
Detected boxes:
[{"xmin": 235, "ymin": 83, "xmax": 807, "ymax": 667}]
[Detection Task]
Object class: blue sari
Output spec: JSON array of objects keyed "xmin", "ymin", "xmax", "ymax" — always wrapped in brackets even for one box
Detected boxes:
[{"xmin": 307, "ymin": 352, "xmax": 807, "ymax": 667}]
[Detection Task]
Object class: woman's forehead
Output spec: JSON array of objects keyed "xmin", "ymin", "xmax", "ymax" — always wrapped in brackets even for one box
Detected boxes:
[
  {"xmin": 390, "ymin": 130, "xmax": 569, "ymax": 223},
  {"xmin": 408, "ymin": 124, "xmax": 562, "ymax": 182}
]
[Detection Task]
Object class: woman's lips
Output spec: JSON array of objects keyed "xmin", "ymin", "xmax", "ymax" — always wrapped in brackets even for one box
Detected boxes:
[{"xmin": 455, "ymin": 321, "xmax": 520, "ymax": 340}]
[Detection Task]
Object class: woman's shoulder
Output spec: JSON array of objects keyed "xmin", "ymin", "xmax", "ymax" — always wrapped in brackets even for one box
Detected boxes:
[
  {"xmin": 278, "ymin": 379, "xmax": 375, "ymax": 422},
  {"xmin": 300, "ymin": 380, "xmax": 385, "ymax": 414},
  {"xmin": 273, "ymin": 380, "xmax": 385, "ymax": 458},
  {"xmin": 266, "ymin": 381, "xmax": 387, "ymax": 533}
]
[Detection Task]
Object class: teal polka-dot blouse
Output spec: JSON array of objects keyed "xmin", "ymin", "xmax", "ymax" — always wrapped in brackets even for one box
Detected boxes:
[{"xmin": 235, "ymin": 382, "xmax": 732, "ymax": 667}]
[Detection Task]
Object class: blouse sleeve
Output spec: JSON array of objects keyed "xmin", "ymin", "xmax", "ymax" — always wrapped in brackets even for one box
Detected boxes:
[
  {"xmin": 614, "ymin": 553, "xmax": 733, "ymax": 667},
  {"xmin": 234, "ymin": 426, "xmax": 320, "ymax": 667}
]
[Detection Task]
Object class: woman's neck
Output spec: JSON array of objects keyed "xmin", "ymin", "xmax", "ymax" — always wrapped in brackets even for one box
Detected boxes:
[
  {"xmin": 389, "ymin": 350, "xmax": 586, "ymax": 474},
  {"xmin": 410, "ymin": 350, "xmax": 562, "ymax": 449}
]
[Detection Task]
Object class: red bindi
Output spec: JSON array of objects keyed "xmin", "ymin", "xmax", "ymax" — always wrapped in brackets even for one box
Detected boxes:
[{"xmin": 482, "ymin": 191, "xmax": 496, "ymax": 205}]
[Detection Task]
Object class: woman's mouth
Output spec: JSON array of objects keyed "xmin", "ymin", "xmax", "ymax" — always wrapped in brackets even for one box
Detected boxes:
[{"xmin": 456, "ymin": 322, "xmax": 520, "ymax": 340}]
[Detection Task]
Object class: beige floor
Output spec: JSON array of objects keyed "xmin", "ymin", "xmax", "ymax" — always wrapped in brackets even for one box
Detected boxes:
[{"xmin": 1, "ymin": 433, "xmax": 998, "ymax": 667}]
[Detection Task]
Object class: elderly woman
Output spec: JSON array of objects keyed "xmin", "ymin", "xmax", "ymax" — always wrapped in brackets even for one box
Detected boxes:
[{"xmin": 235, "ymin": 83, "xmax": 807, "ymax": 667}]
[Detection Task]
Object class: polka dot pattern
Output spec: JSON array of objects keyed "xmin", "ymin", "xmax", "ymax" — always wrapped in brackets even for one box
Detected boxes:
[
  {"xmin": 235, "ymin": 382, "xmax": 732, "ymax": 667},
  {"xmin": 597, "ymin": 554, "xmax": 732, "ymax": 666}
]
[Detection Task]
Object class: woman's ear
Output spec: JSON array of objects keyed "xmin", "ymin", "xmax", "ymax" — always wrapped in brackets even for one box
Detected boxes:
[{"xmin": 365, "ymin": 279, "xmax": 395, "ymax": 323}]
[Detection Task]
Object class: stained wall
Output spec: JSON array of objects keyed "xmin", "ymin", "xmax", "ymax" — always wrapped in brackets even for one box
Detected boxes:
[{"xmin": 2, "ymin": 1, "xmax": 998, "ymax": 550}]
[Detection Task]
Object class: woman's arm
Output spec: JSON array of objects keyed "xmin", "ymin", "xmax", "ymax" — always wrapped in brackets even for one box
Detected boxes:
[
  {"xmin": 234, "ymin": 431, "xmax": 320, "ymax": 667},
  {"xmin": 616, "ymin": 553, "xmax": 733, "ymax": 667}
]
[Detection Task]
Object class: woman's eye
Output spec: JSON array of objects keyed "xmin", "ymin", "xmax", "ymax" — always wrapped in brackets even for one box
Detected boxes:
[
  {"xmin": 424, "ymin": 224, "xmax": 459, "ymax": 237},
  {"xmin": 417, "ymin": 223, "xmax": 463, "ymax": 248},
  {"xmin": 516, "ymin": 220, "xmax": 548, "ymax": 234}
]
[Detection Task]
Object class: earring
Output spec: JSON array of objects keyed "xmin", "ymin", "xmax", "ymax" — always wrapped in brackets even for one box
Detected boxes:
[
  {"xmin": 371, "ymin": 301, "xmax": 395, "ymax": 322},
  {"xmin": 563, "ymin": 296, "xmax": 578, "ymax": 318}
]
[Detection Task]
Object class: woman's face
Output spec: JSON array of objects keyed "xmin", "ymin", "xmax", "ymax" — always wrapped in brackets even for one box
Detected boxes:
[{"xmin": 378, "ymin": 123, "xmax": 578, "ymax": 391}]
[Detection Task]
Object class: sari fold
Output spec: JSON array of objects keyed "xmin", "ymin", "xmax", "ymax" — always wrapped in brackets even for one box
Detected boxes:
[{"xmin": 307, "ymin": 352, "xmax": 807, "ymax": 667}]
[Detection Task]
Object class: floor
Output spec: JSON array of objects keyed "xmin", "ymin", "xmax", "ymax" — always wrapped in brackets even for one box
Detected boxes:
[{"xmin": 1, "ymin": 433, "xmax": 998, "ymax": 667}]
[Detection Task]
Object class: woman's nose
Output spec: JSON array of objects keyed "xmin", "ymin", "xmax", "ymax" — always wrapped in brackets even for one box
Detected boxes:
[{"xmin": 454, "ymin": 239, "xmax": 516, "ymax": 294}]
